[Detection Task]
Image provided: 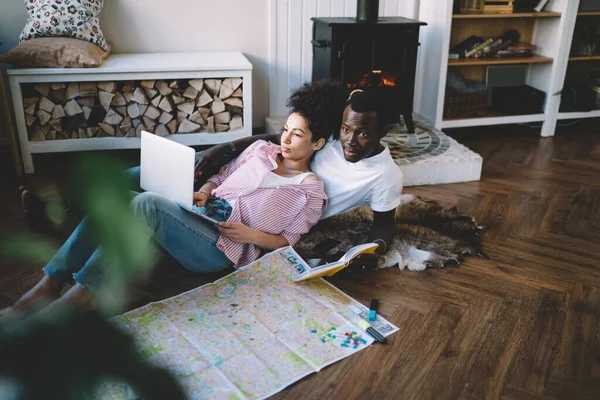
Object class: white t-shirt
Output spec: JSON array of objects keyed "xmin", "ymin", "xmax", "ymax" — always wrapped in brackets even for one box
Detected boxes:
[
  {"xmin": 261, "ymin": 171, "xmax": 314, "ymax": 186},
  {"xmin": 311, "ymin": 138, "xmax": 403, "ymax": 219},
  {"xmin": 228, "ymin": 171, "xmax": 315, "ymax": 210}
]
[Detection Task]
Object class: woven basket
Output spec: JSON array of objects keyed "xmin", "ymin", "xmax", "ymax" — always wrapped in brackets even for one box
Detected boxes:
[
  {"xmin": 444, "ymin": 91, "xmax": 488, "ymax": 119},
  {"xmin": 460, "ymin": 0, "xmax": 484, "ymax": 13},
  {"xmin": 483, "ymin": 0, "xmax": 514, "ymax": 14}
]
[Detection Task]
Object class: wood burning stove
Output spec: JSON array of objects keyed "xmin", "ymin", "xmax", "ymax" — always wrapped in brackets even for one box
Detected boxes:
[{"xmin": 311, "ymin": 12, "xmax": 426, "ymax": 133}]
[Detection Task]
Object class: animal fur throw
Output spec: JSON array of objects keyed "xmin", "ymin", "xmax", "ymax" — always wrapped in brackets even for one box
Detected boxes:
[{"xmin": 295, "ymin": 194, "xmax": 487, "ymax": 271}]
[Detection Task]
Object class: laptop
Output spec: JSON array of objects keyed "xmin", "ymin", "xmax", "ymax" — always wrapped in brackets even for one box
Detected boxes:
[{"xmin": 140, "ymin": 131, "xmax": 219, "ymax": 225}]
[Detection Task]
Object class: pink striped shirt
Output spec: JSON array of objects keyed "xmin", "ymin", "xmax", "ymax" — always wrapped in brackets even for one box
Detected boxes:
[{"xmin": 208, "ymin": 140, "xmax": 327, "ymax": 267}]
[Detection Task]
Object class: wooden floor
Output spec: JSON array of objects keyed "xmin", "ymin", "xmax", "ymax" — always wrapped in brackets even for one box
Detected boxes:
[{"xmin": 1, "ymin": 121, "xmax": 600, "ymax": 399}]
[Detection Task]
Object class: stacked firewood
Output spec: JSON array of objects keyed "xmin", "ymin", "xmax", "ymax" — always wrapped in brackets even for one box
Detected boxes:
[{"xmin": 23, "ymin": 78, "xmax": 244, "ymax": 141}]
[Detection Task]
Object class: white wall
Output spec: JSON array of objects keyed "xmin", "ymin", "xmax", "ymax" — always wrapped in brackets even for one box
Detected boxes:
[
  {"xmin": 0, "ymin": 1, "xmax": 26, "ymax": 51},
  {"xmin": 0, "ymin": 0, "xmax": 270, "ymax": 127},
  {"xmin": 0, "ymin": 1, "xmax": 26, "ymax": 133}
]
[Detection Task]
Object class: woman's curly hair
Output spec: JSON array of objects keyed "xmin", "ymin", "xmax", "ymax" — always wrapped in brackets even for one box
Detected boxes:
[{"xmin": 286, "ymin": 80, "xmax": 347, "ymax": 142}]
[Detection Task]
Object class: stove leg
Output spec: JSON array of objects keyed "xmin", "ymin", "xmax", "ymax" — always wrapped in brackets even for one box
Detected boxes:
[{"xmin": 403, "ymin": 113, "xmax": 415, "ymax": 134}]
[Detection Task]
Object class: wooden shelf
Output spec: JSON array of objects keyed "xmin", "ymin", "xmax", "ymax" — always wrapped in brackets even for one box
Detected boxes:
[
  {"xmin": 577, "ymin": 11, "xmax": 600, "ymax": 16},
  {"xmin": 452, "ymin": 12, "xmax": 561, "ymax": 19},
  {"xmin": 569, "ymin": 55, "xmax": 600, "ymax": 61},
  {"xmin": 558, "ymin": 110, "xmax": 600, "ymax": 120},
  {"xmin": 448, "ymin": 55, "xmax": 553, "ymax": 66}
]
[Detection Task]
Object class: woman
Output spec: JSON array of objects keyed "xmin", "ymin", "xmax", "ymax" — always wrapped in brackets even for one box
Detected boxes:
[{"xmin": 7, "ymin": 81, "xmax": 341, "ymax": 315}]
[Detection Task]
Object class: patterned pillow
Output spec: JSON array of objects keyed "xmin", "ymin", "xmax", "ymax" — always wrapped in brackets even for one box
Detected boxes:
[{"xmin": 19, "ymin": 0, "xmax": 109, "ymax": 51}]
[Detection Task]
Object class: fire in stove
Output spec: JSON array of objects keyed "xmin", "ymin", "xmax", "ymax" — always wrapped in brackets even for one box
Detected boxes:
[{"xmin": 346, "ymin": 70, "xmax": 398, "ymax": 89}]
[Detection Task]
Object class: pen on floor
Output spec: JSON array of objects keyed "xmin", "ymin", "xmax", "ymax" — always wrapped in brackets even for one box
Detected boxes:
[
  {"xmin": 358, "ymin": 319, "xmax": 386, "ymax": 344},
  {"xmin": 369, "ymin": 299, "xmax": 379, "ymax": 321}
]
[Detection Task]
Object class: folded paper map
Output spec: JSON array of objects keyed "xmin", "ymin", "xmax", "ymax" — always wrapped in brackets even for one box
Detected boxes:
[{"xmin": 97, "ymin": 246, "xmax": 398, "ymax": 400}]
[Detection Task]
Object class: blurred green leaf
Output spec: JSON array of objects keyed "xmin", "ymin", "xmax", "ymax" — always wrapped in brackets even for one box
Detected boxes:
[
  {"xmin": 0, "ymin": 235, "xmax": 58, "ymax": 265},
  {"xmin": 70, "ymin": 154, "xmax": 156, "ymax": 315},
  {"xmin": 45, "ymin": 198, "xmax": 67, "ymax": 227}
]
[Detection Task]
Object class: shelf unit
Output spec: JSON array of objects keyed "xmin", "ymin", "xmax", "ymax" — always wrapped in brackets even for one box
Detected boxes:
[
  {"xmin": 415, "ymin": 0, "xmax": 585, "ymax": 137},
  {"xmin": 557, "ymin": 8, "xmax": 600, "ymax": 119}
]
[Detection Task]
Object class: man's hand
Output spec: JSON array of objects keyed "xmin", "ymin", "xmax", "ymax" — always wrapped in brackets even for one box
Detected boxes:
[
  {"xmin": 194, "ymin": 143, "xmax": 229, "ymax": 181},
  {"xmin": 193, "ymin": 191, "xmax": 209, "ymax": 207},
  {"xmin": 216, "ymin": 222, "xmax": 257, "ymax": 244},
  {"xmin": 347, "ymin": 253, "xmax": 379, "ymax": 274}
]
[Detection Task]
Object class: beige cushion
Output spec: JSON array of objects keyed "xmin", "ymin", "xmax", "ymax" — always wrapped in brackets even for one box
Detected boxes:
[
  {"xmin": 19, "ymin": 0, "xmax": 109, "ymax": 51},
  {"xmin": 0, "ymin": 37, "xmax": 110, "ymax": 68}
]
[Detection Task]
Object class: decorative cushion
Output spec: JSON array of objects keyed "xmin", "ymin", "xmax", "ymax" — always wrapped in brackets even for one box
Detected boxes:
[
  {"xmin": 19, "ymin": 0, "xmax": 109, "ymax": 51},
  {"xmin": 0, "ymin": 37, "xmax": 110, "ymax": 68}
]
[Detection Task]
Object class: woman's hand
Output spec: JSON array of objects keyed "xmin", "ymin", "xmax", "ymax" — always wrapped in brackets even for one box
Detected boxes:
[
  {"xmin": 216, "ymin": 222, "xmax": 258, "ymax": 244},
  {"xmin": 193, "ymin": 191, "xmax": 209, "ymax": 207}
]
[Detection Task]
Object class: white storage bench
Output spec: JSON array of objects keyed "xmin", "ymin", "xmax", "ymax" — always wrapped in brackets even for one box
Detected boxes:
[{"xmin": 8, "ymin": 52, "xmax": 253, "ymax": 173}]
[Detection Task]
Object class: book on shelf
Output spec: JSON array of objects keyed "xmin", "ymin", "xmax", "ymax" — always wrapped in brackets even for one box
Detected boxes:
[
  {"xmin": 473, "ymin": 37, "xmax": 503, "ymax": 58},
  {"xmin": 465, "ymin": 38, "xmax": 495, "ymax": 58},
  {"xmin": 485, "ymin": 40, "xmax": 514, "ymax": 57},
  {"xmin": 534, "ymin": 0, "xmax": 549, "ymax": 12},
  {"xmin": 507, "ymin": 43, "xmax": 537, "ymax": 52},
  {"xmin": 469, "ymin": 29, "xmax": 525, "ymax": 59},
  {"xmin": 293, "ymin": 243, "xmax": 380, "ymax": 282},
  {"xmin": 449, "ymin": 36, "xmax": 484, "ymax": 58},
  {"xmin": 495, "ymin": 49, "xmax": 534, "ymax": 58}
]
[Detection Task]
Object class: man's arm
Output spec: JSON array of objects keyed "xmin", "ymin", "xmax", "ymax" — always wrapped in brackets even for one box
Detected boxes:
[
  {"xmin": 368, "ymin": 210, "xmax": 396, "ymax": 258},
  {"xmin": 195, "ymin": 133, "xmax": 282, "ymax": 179},
  {"xmin": 348, "ymin": 209, "xmax": 396, "ymax": 273}
]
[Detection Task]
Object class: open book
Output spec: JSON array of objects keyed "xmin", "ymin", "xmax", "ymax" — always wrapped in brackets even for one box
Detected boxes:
[{"xmin": 293, "ymin": 243, "xmax": 379, "ymax": 282}]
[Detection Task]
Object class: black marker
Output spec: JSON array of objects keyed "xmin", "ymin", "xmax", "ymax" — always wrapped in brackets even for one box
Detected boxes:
[{"xmin": 358, "ymin": 320, "xmax": 386, "ymax": 344}]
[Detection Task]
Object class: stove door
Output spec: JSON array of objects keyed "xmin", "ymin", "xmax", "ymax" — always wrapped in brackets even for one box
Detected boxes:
[{"xmin": 340, "ymin": 32, "xmax": 404, "ymax": 90}]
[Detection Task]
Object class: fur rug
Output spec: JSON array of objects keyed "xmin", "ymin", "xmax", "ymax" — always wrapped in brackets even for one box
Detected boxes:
[{"xmin": 295, "ymin": 194, "xmax": 487, "ymax": 271}]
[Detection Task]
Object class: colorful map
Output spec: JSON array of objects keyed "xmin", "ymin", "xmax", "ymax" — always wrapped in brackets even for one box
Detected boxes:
[{"xmin": 96, "ymin": 247, "xmax": 398, "ymax": 400}]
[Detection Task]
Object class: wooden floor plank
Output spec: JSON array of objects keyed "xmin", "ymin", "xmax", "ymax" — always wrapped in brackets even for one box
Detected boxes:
[
  {"xmin": 505, "ymin": 289, "xmax": 568, "ymax": 397},
  {"xmin": 369, "ymin": 304, "xmax": 464, "ymax": 399},
  {"xmin": 550, "ymin": 284, "xmax": 600, "ymax": 391},
  {"xmin": 461, "ymin": 295, "xmax": 537, "ymax": 400},
  {"xmin": 414, "ymin": 298, "xmax": 501, "ymax": 400}
]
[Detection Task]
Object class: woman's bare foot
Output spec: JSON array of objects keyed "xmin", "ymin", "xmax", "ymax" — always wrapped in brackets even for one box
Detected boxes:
[
  {"xmin": 49, "ymin": 283, "xmax": 96, "ymax": 312},
  {"xmin": 2, "ymin": 274, "xmax": 64, "ymax": 320}
]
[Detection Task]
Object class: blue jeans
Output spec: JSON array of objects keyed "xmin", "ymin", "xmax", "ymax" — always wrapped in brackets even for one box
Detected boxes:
[
  {"xmin": 194, "ymin": 197, "xmax": 232, "ymax": 221},
  {"xmin": 43, "ymin": 163, "xmax": 233, "ymax": 296}
]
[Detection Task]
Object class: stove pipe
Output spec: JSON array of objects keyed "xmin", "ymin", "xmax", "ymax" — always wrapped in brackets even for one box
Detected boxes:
[{"xmin": 356, "ymin": 0, "xmax": 379, "ymax": 22}]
